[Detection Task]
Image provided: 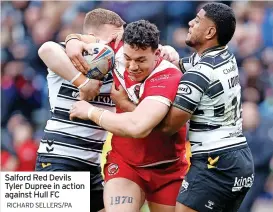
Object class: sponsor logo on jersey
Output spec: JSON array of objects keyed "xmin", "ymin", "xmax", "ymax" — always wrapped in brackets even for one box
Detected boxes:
[
  {"xmin": 94, "ymin": 95, "xmax": 114, "ymax": 105},
  {"xmin": 178, "ymin": 84, "xmax": 192, "ymax": 95},
  {"xmin": 232, "ymin": 174, "xmax": 254, "ymax": 192},
  {"xmin": 71, "ymin": 92, "xmax": 113, "ymax": 105},
  {"xmin": 223, "ymin": 64, "xmax": 236, "ymax": 74},
  {"xmin": 150, "ymin": 74, "xmax": 170, "ymax": 82},
  {"xmin": 228, "ymin": 75, "xmax": 240, "ymax": 89},
  {"xmin": 228, "ymin": 129, "xmax": 242, "ymax": 137}
]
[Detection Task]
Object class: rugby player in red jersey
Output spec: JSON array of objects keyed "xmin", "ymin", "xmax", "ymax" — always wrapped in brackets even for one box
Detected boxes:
[{"xmin": 70, "ymin": 20, "xmax": 188, "ymax": 212}]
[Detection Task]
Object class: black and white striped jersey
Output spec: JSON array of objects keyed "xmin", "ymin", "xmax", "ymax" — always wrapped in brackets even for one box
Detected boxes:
[
  {"xmin": 174, "ymin": 46, "xmax": 247, "ymax": 156},
  {"xmin": 37, "ymin": 43, "xmax": 124, "ymax": 166}
]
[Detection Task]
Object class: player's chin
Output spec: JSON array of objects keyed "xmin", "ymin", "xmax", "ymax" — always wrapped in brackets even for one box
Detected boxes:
[
  {"xmin": 129, "ymin": 73, "xmax": 145, "ymax": 82},
  {"xmin": 185, "ymin": 38, "xmax": 194, "ymax": 47}
]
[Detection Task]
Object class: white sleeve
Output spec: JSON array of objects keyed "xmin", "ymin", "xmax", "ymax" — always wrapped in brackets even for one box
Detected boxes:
[
  {"xmin": 144, "ymin": 96, "xmax": 171, "ymax": 107},
  {"xmin": 173, "ymin": 65, "xmax": 211, "ymax": 113}
]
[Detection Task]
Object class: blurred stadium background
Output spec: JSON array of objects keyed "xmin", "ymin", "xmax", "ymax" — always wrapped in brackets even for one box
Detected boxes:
[{"xmin": 1, "ymin": 1, "xmax": 273, "ymax": 211}]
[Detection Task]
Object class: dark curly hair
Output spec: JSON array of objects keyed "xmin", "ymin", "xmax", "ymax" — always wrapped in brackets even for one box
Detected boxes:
[
  {"xmin": 123, "ymin": 20, "xmax": 160, "ymax": 51},
  {"xmin": 202, "ymin": 2, "xmax": 236, "ymax": 46}
]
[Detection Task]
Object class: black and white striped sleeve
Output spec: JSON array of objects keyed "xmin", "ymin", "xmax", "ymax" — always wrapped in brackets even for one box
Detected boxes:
[
  {"xmin": 178, "ymin": 53, "xmax": 198, "ymax": 74},
  {"xmin": 173, "ymin": 66, "xmax": 211, "ymax": 114}
]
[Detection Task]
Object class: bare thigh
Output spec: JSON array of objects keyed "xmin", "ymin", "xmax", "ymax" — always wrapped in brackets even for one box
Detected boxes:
[
  {"xmin": 103, "ymin": 178, "xmax": 145, "ymax": 212},
  {"xmin": 148, "ymin": 201, "xmax": 176, "ymax": 212},
  {"xmin": 175, "ymin": 202, "xmax": 198, "ymax": 212}
]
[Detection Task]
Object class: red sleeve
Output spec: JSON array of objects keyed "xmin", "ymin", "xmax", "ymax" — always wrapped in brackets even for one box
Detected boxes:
[{"xmin": 142, "ymin": 68, "xmax": 182, "ymax": 102}]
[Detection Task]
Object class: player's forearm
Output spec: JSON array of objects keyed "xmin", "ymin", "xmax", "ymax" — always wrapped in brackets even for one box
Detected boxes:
[
  {"xmin": 158, "ymin": 122, "xmax": 178, "ymax": 136},
  {"xmin": 158, "ymin": 106, "xmax": 191, "ymax": 135},
  {"xmin": 38, "ymin": 41, "xmax": 79, "ymax": 81},
  {"xmin": 90, "ymin": 107, "xmax": 151, "ymax": 138}
]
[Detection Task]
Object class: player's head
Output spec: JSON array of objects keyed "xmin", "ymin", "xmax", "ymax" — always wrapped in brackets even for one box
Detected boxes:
[
  {"xmin": 83, "ymin": 8, "xmax": 126, "ymax": 41},
  {"xmin": 123, "ymin": 20, "xmax": 160, "ymax": 82},
  {"xmin": 185, "ymin": 2, "xmax": 236, "ymax": 49}
]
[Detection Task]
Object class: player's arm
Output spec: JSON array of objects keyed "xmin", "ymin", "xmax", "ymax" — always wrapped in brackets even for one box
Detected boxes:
[
  {"xmin": 159, "ymin": 45, "xmax": 180, "ymax": 64},
  {"xmin": 38, "ymin": 41, "xmax": 102, "ymax": 101},
  {"xmin": 70, "ymin": 97, "xmax": 170, "ymax": 138},
  {"xmin": 38, "ymin": 41, "xmax": 81, "ymax": 81},
  {"xmin": 70, "ymin": 71, "xmax": 181, "ymax": 137},
  {"xmin": 159, "ymin": 67, "xmax": 211, "ymax": 135}
]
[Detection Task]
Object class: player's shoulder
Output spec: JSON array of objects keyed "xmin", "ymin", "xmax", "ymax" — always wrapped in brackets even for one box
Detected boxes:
[
  {"xmin": 198, "ymin": 47, "xmax": 234, "ymax": 70},
  {"xmin": 145, "ymin": 60, "xmax": 181, "ymax": 86},
  {"xmin": 156, "ymin": 59, "xmax": 182, "ymax": 76}
]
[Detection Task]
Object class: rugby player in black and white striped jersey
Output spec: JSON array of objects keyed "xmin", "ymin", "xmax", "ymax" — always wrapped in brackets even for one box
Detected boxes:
[
  {"xmin": 160, "ymin": 3, "xmax": 254, "ymax": 212},
  {"xmin": 36, "ymin": 9, "xmax": 125, "ymax": 212}
]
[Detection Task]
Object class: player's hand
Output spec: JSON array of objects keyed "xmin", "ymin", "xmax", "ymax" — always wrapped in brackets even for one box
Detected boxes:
[
  {"xmin": 79, "ymin": 79, "xmax": 103, "ymax": 101},
  {"xmin": 107, "ymin": 27, "xmax": 124, "ymax": 49},
  {"xmin": 66, "ymin": 39, "xmax": 90, "ymax": 74},
  {"xmin": 110, "ymin": 84, "xmax": 129, "ymax": 107},
  {"xmin": 159, "ymin": 45, "xmax": 180, "ymax": 63},
  {"xmin": 69, "ymin": 100, "xmax": 92, "ymax": 120}
]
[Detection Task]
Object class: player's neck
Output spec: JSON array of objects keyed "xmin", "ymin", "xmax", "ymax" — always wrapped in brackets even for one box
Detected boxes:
[
  {"xmin": 153, "ymin": 57, "xmax": 162, "ymax": 69},
  {"xmin": 196, "ymin": 41, "xmax": 221, "ymax": 56}
]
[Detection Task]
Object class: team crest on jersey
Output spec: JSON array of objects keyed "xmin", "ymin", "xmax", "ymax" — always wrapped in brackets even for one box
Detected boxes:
[{"xmin": 108, "ymin": 163, "xmax": 119, "ymax": 176}]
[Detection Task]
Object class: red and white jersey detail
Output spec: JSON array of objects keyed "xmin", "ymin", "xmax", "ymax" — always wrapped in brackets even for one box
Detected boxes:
[{"xmin": 111, "ymin": 58, "xmax": 187, "ymax": 167}]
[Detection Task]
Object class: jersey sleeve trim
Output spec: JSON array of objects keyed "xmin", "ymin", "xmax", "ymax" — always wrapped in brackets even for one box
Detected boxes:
[
  {"xmin": 144, "ymin": 96, "xmax": 171, "ymax": 107},
  {"xmin": 173, "ymin": 94, "xmax": 197, "ymax": 114},
  {"xmin": 173, "ymin": 102, "xmax": 193, "ymax": 114},
  {"xmin": 179, "ymin": 57, "xmax": 189, "ymax": 74}
]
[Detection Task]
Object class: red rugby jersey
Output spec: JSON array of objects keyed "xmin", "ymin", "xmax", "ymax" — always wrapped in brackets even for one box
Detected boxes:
[{"xmin": 109, "ymin": 41, "xmax": 187, "ymax": 167}]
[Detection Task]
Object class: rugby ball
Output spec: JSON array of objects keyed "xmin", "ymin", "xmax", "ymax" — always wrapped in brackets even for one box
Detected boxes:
[{"xmin": 82, "ymin": 43, "xmax": 115, "ymax": 80}]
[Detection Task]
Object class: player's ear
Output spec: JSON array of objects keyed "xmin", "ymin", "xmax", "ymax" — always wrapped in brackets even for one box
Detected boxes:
[{"xmin": 154, "ymin": 48, "xmax": 161, "ymax": 57}]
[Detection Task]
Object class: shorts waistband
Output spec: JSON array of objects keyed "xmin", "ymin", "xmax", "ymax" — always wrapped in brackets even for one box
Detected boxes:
[{"xmin": 191, "ymin": 144, "xmax": 248, "ymax": 161}]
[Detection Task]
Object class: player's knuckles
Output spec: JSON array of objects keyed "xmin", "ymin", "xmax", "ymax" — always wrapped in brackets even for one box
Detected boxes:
[{"xmin": 69, "ymin": 114, "xmax": 73, "ymax": 120}]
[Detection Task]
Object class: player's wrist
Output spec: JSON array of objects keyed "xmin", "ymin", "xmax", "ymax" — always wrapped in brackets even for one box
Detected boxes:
[
  {"xmin": 88, "ymin": 106, "xmax": 107, "ymax": 126},
  {"xmin": 70, "ymin": 72, "xmax": 90, "ymax": 88},
  {"xmin": 87, "ymin": 106, "xmax": 95, "ymax": 120},
  {"xmin": 65, "ymin": 34, "xmax": 82, "ymax": 45}
]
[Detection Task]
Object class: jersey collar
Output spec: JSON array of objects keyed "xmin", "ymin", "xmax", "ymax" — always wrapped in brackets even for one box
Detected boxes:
[{"xmin": 201, "ymin": 45, "xmax": 227, "ymax": 58}]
